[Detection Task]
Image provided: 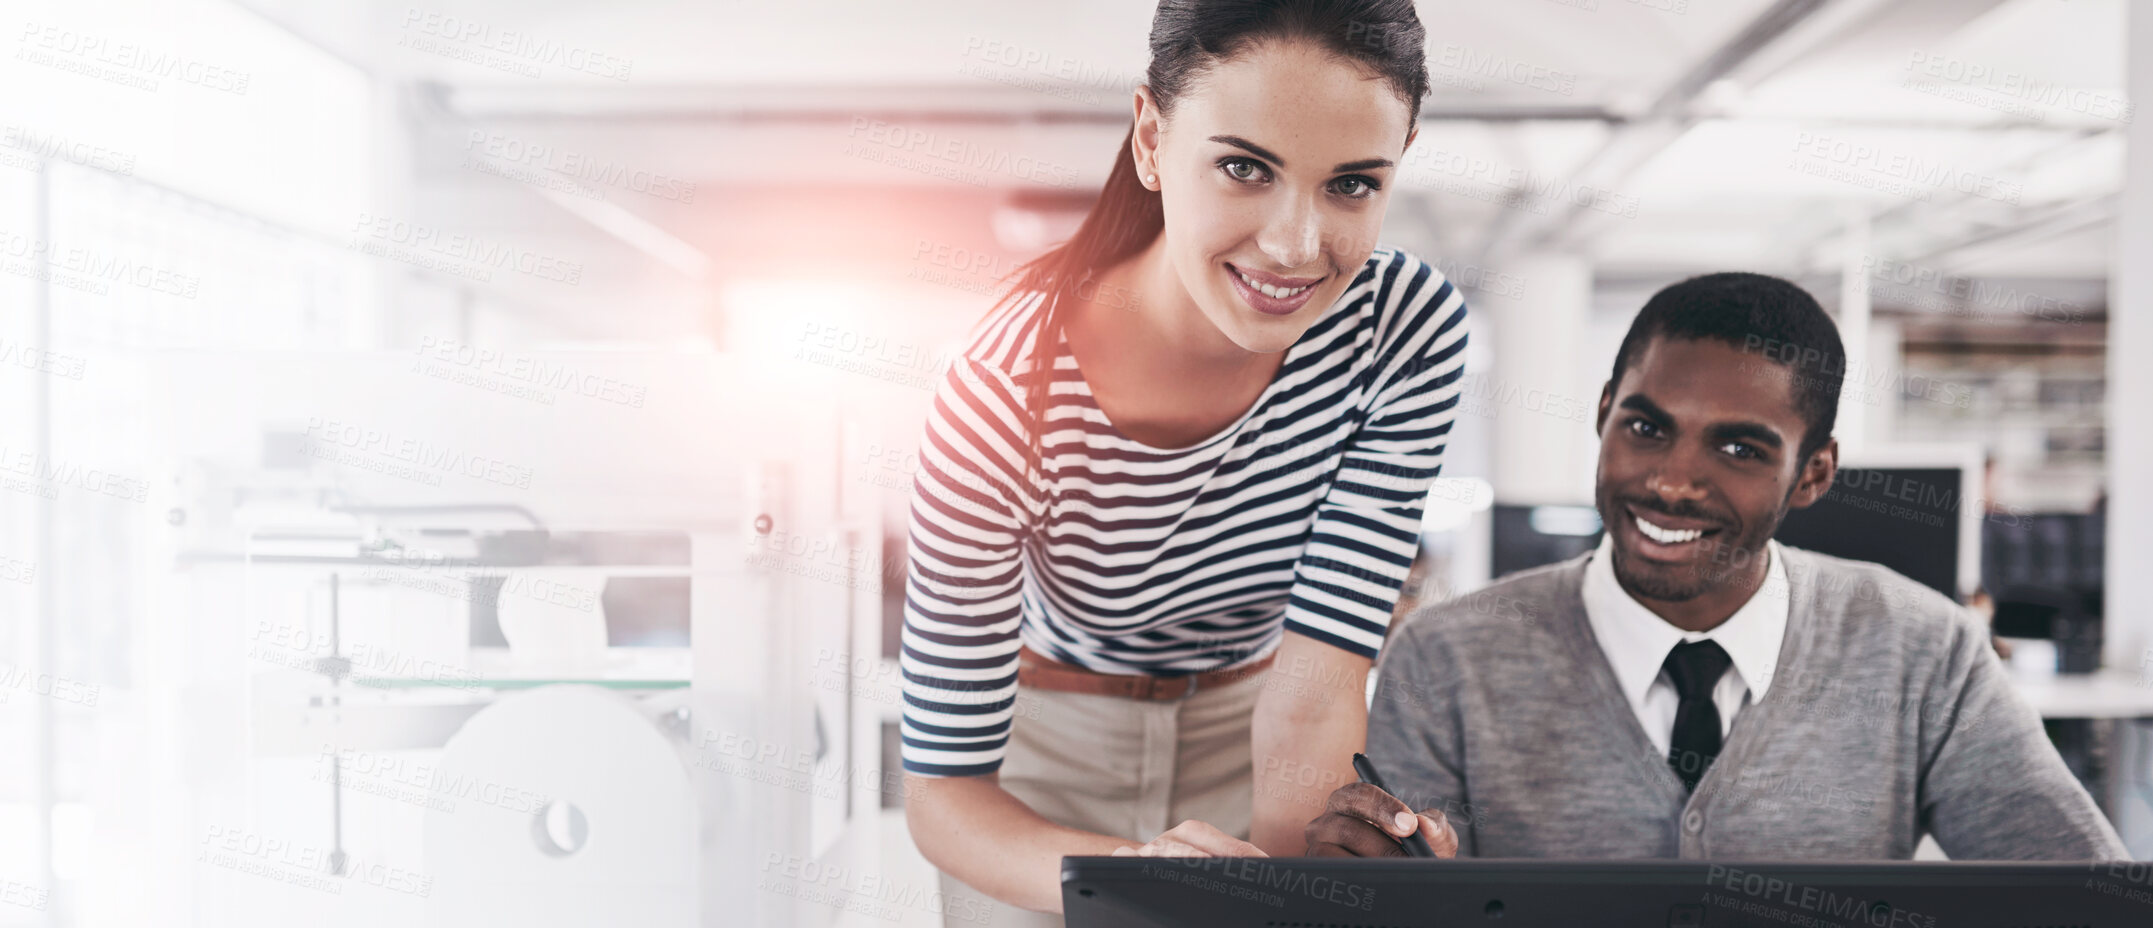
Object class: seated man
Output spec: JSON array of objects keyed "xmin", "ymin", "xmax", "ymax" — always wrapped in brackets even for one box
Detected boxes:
[{"xmin": 1307, "ymin": 272, "xmax": 2124, "ymax": 860}]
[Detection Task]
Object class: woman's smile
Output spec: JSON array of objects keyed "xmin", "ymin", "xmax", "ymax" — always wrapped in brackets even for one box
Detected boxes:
[{"xmin": 1226, "ymin": 261, "xmax": 1325, "ymax": 315}]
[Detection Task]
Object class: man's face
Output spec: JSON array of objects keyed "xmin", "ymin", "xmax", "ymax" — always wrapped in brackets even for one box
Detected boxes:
[{"xmin": 1593, "ymin": 337, "xmax": 1836, "ymax": 602}]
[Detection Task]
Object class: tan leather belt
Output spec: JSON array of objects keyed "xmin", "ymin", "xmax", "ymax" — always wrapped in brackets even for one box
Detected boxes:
[{"xmin": 1016, "ymin": 644, "xmax": 1275, "ymax": 701}]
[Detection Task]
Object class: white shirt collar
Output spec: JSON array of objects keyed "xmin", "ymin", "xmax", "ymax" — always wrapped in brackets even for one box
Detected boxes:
[{"xmin": 1581, "ymin": 533, "xmax": 1790, "ymax": 712}]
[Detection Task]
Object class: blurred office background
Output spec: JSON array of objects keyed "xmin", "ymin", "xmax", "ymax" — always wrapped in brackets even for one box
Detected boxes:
[{"xmin": 0, "ymin": 0, "xmax": 2147, "ymax": 925}]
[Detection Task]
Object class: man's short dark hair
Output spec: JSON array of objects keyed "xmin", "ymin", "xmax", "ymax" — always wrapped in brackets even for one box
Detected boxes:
[{"xmin": 1608, "ymin": 272, "xmax": 1844, "ymax": 461}]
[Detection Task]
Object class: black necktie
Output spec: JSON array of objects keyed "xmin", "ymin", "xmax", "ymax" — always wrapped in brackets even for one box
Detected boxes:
[{"xmin": 1663, "ymin": 639, "xmax": 1733, "ymax": 792}]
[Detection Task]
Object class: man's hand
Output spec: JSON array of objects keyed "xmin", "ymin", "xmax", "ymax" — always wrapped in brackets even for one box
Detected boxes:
[
  {"xmin": 1303, "ymin": 783, "xmax": 1460, "ymax": 858},
  {"xmin": 1110, "ymin": 819, "xmax": 1268, "ymax": 858}
]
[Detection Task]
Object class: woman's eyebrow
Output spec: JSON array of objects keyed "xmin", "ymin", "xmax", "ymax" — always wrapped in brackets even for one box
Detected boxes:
[{"xmin": 1208, "ymin": 134, "xmax": 1394, "ymax": 173}]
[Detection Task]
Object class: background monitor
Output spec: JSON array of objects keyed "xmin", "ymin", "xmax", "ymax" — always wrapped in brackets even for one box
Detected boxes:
[
  {"xmin": 1774, "ymin": 445, "xmax": 1984, "ymax": 602},
  {"xmin": 1489, "ymin": 503, "xmax": 1603, "ymax": 579}
]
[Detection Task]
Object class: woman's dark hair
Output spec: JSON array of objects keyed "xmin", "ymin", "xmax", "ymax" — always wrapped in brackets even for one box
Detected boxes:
[{"xmin": 997, "ymin": 0, "xmax": 1431, "ymax": 480}]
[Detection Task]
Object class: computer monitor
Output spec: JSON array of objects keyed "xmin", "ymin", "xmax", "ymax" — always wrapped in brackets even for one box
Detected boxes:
[
  {"xmin": 1062, "ymin": 857, "xmax": 2153, "ymax": 927},
  {"xmin": 1773, "ymin": 444, "xmax": 1983, "ymax": 602},
  {"xmin": 1489, "ymin": 503, "xmax": 1602, "ymax": 580}
]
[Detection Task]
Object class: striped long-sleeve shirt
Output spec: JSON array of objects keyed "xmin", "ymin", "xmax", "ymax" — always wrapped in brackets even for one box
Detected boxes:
[{"xmin": 900, "ymin": 245, "xmax": 1470, "ymax": 777}]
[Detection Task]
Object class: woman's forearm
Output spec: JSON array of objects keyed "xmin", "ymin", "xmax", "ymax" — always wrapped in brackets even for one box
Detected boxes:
[
  {"xmin": 1250, "ymin": 698, "xmax": 1367, "ymax": 854},
  {"xmin": 904, "ymin": 773, "xmax": 1133, "ymax": 914},
  {"xmin": 1248, "ymin": 636, "xmax": 1373, "ymax": 856}
]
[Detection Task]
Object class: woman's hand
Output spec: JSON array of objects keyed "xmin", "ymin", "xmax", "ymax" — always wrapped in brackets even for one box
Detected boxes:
[
  {"xmin": 1110, "ymin": 819, "xmax": 1270, "ymax": 858},
  {"xmin": 905, "ymin": 773, "xmax": 1151, "ymax": 914}
]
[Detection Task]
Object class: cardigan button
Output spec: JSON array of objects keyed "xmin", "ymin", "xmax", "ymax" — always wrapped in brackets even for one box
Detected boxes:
[{"xmin": 1683, "ymin": 810, "xmax": 1704, "ymax": 834}]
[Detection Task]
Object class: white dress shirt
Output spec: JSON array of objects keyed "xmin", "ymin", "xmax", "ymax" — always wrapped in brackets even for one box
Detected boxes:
[{"xmin": 1581, "ymin": 534, "xmax": 1790, "ymax": 755}]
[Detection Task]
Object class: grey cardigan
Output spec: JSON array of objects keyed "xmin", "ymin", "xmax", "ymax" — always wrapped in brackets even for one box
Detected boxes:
[{"xmin": 1366, "ymin": 546, "xmax": 2126, "ymax": 859}]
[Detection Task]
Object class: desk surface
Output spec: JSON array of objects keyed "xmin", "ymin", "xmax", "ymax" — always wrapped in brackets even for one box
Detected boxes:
[{"xmin": 2012, "ymin": 669, "xmax": 2153, "ymax": 719}]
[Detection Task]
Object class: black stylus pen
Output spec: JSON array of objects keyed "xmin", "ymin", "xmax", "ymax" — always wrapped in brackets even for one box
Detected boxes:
[{"xmin": 1351, "ymin": 752, "xmax": 1435, "ymax": 858}]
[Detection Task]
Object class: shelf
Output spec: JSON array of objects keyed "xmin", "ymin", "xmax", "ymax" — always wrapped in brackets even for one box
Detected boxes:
[{"xmin": 2013, "ymin": 670, "xmax": 2153, "ymax": 720}]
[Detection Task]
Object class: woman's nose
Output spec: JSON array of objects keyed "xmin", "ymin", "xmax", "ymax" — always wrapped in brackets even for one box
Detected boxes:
[{"xmin": 1258, "ymin": 199, "xmax": 1324, "ymax": 270}]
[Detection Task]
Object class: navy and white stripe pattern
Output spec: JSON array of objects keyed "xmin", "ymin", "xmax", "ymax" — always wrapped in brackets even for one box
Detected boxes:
[{"xmin": 900, "ymin": 246, "xmax": 1469, "ymax": 776}]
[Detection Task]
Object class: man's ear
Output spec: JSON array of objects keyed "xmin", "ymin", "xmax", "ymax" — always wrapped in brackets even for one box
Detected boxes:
[
  {"xmin": 1787, "ymin": 437, "xmax": 1839, "ymax": 510},
  {"xmin": 1593, "ymin": 382, "xmax": 1614, "ymax": 435}
]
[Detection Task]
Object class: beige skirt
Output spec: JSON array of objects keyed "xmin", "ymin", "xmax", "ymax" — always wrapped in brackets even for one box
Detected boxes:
[{"xmin": 935, "ymin": 671, "xmax": 1265, "ymax": 928}]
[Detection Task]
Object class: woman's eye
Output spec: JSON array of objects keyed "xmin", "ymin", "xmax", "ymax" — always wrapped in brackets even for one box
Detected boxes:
[
  {"xmin": 1219, "ymin": 158, "xmax": 1266, "ymax": 183},
  {"xmin": 1331, "ymin": 176, "xmax": 1379, "ymax": 198}
]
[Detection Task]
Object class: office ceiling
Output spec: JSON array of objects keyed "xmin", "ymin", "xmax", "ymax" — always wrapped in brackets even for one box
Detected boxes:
[{"xmin": 237, "ymin": 0, "xmax": 2131, "ymax": 299}]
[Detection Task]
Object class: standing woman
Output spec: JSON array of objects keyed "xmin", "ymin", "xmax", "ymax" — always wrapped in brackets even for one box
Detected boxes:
[{"xmin": 901, "ymin": 1, "xmax": 1467, "ymax": 921}]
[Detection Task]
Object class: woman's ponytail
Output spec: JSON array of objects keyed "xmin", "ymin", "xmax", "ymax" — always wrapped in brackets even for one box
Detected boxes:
[{"xmin": 1002, "ymin": 123, "xmax": 1164, "ymax": 483}]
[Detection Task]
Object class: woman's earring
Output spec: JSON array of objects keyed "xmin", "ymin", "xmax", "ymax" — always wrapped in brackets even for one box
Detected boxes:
[{"xmin": 1145, "ymin": 173, "xmax": 1158, "ymax": 189}]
